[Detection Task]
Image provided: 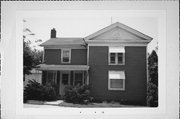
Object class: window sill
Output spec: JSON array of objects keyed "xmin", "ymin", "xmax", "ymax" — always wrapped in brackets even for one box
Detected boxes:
[
  {"xmin": 108, "ymin": 88, "xmax": 125, "ymax": 91},
  {"xmin": 108, "ymin": 64, "xmax": 125, "ymax": 65},
  {"xmin": 61, "ymin": 62, "xmax": 71, "ymax": 64}
]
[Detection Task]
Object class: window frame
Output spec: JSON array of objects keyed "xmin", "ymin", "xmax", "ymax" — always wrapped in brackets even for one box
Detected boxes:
[
  {"xmin": 108, "ymin": 47, "xmax": 125, "ymax": 65},
  {"xmin": 108, "ymin": 71, "xmax": 125, "ymax": 91},
  {"xmin": 61, "ymin": 71, "xmax": 70, "ymax": 85},
  {"xmin": 46, "ymin": 71, "xmax": 57, "ymax": 85},
  {"xmin": 73, "ymin": 71, "xmax": 84, "ymax": 86},
  {"xmin": 61, "ymin": 48, "xmax": 71, "ymax": 64}
]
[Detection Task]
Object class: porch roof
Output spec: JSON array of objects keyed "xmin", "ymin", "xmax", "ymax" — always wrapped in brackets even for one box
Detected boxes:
[{"xmin": 36, "ymin": 64, "xmax": 89, "ymax": 71}]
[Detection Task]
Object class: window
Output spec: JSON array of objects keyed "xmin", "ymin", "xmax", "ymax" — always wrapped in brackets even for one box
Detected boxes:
[
  {"xmin": 74, "ymin": 71, "xmax": 84, "ymax": 86},
  {"xmin": 62, "ymin": 73, "xmax": 69, "ymax": 85},
  {"xmin": 47, "ymin": 71, "xmax": 56, "ymax": 85},
  {"xmin": 109, "ymin": 47, "xmax": 125, "ymax": 65},
  {"xmin": 108, "ymin": 71, "xmax": 125, "ymax": 90},
  {"xmin": 117, "ymin": 53, "xmax": 123, "ymax": 64},
  {"xmin": 61, "ymin": 49, "xmax": 71, "ymax": 63},
  {"xmin": 110, "ymin": 53, "xmax": 116, "ymax": 64}
]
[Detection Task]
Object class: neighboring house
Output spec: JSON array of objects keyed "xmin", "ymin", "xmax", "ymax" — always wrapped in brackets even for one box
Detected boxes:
[
  {"xmin": 24, "ymin": 69, "xmax": 42, "ymax": 87},
  {"xmin": 37, "ymin": 22, "xmax": 152, "ymax": 105}
]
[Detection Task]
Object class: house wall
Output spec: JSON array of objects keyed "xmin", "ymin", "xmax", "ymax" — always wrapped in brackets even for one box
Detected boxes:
[
  {"xmin": 44, "ymin": 49, "xmax": 87, "ymax": 65},
  {"xmin": 89, "ymin": 46, "xmax": 147, "ymax": 105},
  {"xmin": 24, "ymin": 72, "xmax": 42, "ymax": 87}
]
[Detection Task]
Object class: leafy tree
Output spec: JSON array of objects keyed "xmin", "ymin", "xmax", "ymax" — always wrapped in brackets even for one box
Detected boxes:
[
  {"xmin": 23, "ymin": 20, "xmax": 43, "ymax": 77},
  {"xmin": 32, "ymin": 49, "xmax": 43, "ymax": 66},
  {"xmin": 23, "ymin": 38, "xmax": 34, "ymax": 75},
  {"xmin": 147, "ymin": 50, "xmax": 158, "ymax": 107}
]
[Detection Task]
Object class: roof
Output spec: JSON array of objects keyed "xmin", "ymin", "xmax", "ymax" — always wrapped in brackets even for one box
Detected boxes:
[
  {"xmin": 40, "ymin": 37, "xmax": 85, "ymax": 46},
  {"xmin": 84, "ymin": 22, "xmax": 153, "ymax": 41},
  {"xmin": 40, "ymin": 22, "xmax": 153, "ymax": 46},
  {"xmin": 36, "ymin": 64, "xmax": 89, "ymax": 71}
]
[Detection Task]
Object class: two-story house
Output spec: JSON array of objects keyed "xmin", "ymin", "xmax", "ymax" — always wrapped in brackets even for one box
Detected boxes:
[{"xmin": 37, "ymin": 22, "xmax": 152, "ymax": 105}]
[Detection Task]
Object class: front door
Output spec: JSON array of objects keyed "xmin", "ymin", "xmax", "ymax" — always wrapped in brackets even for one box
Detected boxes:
[{"xmin": 60, "ymin": 71, "xmax": 70, "ymax": 95}]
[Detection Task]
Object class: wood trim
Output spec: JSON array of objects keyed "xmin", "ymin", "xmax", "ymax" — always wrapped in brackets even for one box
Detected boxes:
[
  {"xmin": 88, "ymin": 42, "xmax": 148, "ymax": 46},
  {"xmin": 44, "ymin": 45, "xmax": 86, "ymax": 49}
]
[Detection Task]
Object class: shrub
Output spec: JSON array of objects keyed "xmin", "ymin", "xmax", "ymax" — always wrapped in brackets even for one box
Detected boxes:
[
  {"xmin": 63, "ymin": 85, "xmax": 92, "ymax": 104},
  {"xmin": 41, "ymin": 83, "xmax": 57, "ymax": 101},
  {"xmin": 24, "ymin": 80, "xmax": 57, "ymax": 102}
]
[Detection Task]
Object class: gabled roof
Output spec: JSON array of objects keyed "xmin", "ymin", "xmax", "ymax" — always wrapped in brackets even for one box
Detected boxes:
[
  {"xmin": 40, "ymin": 22, "xmax": 153, "ymax": 47},
  {"xmin": 40, "ymin": 37, "xmax": 85, "ymax": 46},
  {"xmin": 84, "ymin": 22, "xmax": 153, "ymax": 41}
]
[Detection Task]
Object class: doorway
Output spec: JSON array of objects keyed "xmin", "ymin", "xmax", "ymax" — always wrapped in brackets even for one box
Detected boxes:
[{"xmin": 60, "ymin": 71, "xmax": 70, "ymax": 95}]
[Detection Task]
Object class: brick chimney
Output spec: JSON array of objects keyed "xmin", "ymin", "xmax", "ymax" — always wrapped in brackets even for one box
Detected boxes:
[{"xmin": 51, "ymin": 28, "xmax": 56, "ymax": 38}]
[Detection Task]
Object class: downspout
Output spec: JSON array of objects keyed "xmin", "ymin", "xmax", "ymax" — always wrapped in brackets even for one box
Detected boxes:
[{"xmin": 82, "ymin": 38, "xmax": 89, "ymax": 85}]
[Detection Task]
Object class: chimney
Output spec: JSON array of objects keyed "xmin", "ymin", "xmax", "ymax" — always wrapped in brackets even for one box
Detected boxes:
[{"xmin": 51, "ymin": 28, "xmax": 56, "ymax": 38}]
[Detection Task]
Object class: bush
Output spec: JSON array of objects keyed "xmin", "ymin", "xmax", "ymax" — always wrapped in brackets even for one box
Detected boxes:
[
  {"xmin": 63, "ymin": 85, "xmax": 93, "ymax": 104},
  {"xmin": 24, "ymin": 80, "xmax": 57, "ymax": 102},
  {"xmin": 41, "ymin": 83, "xmax": 57, "ymax": 101}
]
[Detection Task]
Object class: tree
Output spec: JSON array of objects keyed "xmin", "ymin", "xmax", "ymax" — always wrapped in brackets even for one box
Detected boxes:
[
  {"xmin": 23, "ymin": 20, "xmax": 43, "ymax": 77},
  {"xmin": 32, "ymin": 49, "xmax": 43, "ymax": 66},
  {"xmin": 23, "ymin": 37, "xmax": 34, "ymax": 75},
  {"xmin": 147, "ymin": 50, "xmax": 158, "ymax": 107}
]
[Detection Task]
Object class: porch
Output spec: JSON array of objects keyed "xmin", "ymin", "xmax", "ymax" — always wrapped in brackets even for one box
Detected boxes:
[{"xmin": 36, "ymin": 64, "xmax": 89, "ymax": 96}]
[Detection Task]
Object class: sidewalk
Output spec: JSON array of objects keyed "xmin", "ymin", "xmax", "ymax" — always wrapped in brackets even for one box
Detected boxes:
[{"xmin": 24, "ymin": 100, "xmax": 66, "ymax": 108}]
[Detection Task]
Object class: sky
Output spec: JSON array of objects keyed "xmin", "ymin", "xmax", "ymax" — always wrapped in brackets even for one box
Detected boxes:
[{"xmin": 24, "ymin": 12, "xmax": 158, "ymax": 53}]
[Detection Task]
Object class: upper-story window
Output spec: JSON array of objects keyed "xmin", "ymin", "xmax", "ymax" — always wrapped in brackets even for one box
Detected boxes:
[
  {"xmin": 109, "ymin": 46, "xmax": 125, "ymax": 65},
  {"xmin": 61, "ymin": 49, "xmax": 71, "ymax": 63}
]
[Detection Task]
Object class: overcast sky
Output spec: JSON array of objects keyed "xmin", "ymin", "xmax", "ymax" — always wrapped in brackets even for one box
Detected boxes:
[{"xmin": 24, "ymin": 11, "xmax": 158, "ymax": 53}]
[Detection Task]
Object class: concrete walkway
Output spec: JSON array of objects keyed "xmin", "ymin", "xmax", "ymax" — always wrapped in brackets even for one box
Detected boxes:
[{"xmin": 24, "ymin": 100, "xmax": 66, "ymax": 108}]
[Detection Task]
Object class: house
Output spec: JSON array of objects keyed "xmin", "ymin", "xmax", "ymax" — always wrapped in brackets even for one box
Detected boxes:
[
  {"xmin": 24, "ymin": 69, "xmax": 42, "ymax": 87},
  {"xmin": 37, "ymin": 22, "xmax": 152, "ymax": 105}
]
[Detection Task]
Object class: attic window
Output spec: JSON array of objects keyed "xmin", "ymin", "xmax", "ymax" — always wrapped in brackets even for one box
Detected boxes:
[
  {"xmin": 61, "ymin": 49, "xmax": 71, "ymax": 63},
  {"xmin": 109, "ymin": 47, "xmax": 125, "ymax": 65}
]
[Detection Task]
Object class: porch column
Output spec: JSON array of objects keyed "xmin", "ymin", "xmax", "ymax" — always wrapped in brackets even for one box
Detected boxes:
[{"xmin": 86, "ymin": 70, "xmax": 89, "ymax": 85}]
